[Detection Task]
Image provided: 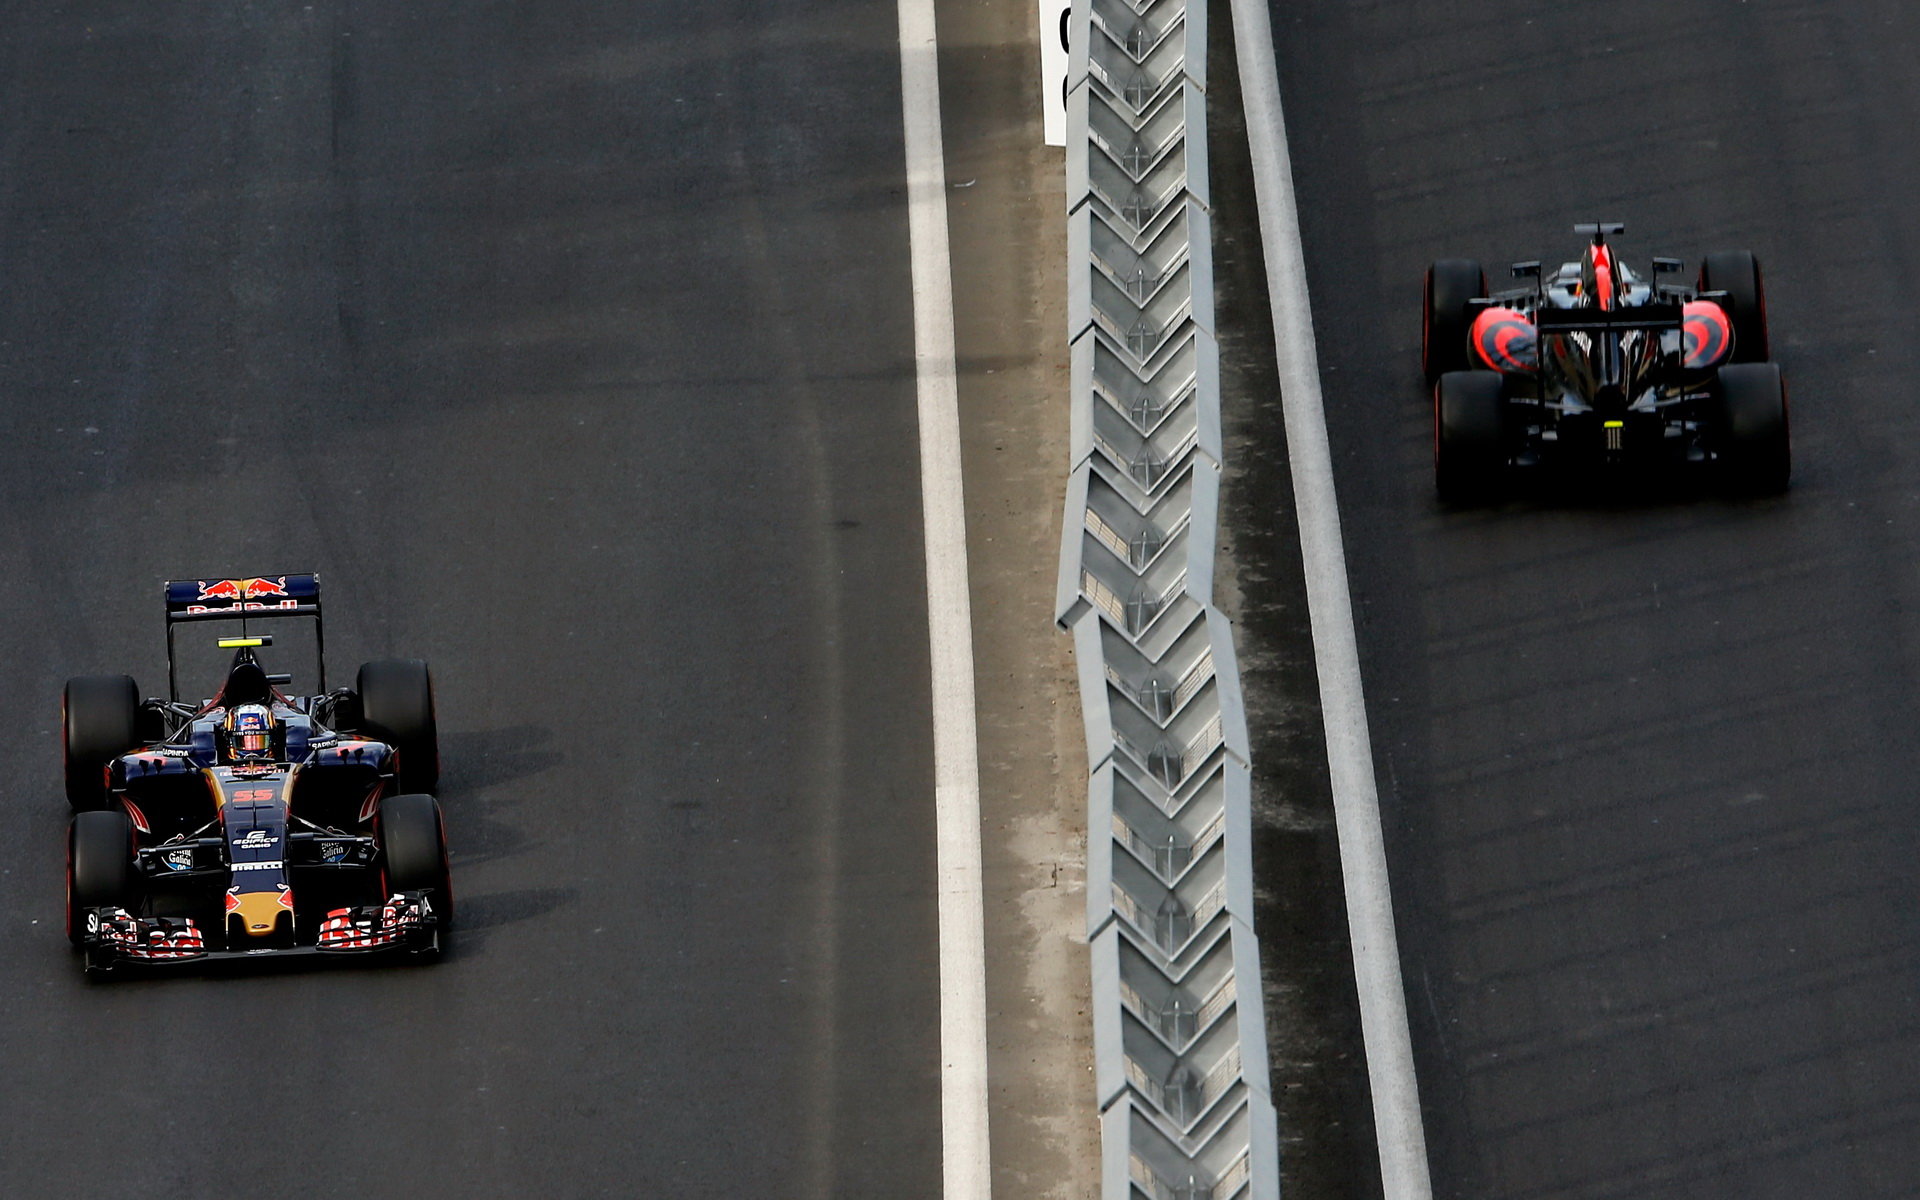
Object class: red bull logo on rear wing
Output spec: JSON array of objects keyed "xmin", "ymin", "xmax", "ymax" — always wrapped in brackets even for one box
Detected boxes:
[
  {"xmin": 162, "ymin": 572, "xmax": 330, "ymax": 703},
  {"xmin": 164, "ymin": 574, "xmax": 321, "ymax": 620}
]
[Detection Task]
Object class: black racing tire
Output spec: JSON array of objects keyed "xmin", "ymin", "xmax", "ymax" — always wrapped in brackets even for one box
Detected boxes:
[
  {"xmin": 64, "ymin": 675, "xmax": 140, "ymax": 812},
  {"xmin": 357, "ymin": 659, "xmax": 439, "ymax": 795},
  {"xmin": 380, "ymin": 793, "xmax": 452, "ymax": 929},
  {"xmin": 1434, "ymin": 370, "xmax": 1508, "ymax": 504},
  {"xmin": 68, "ymin": 810, "xmax": 136, "ymax": 947},
  {"xmin": 1423, "ymin": 259, "xmax": 1486, "ymax": 383},
  {"xmin": 1700, "ymin": 251, "xmax": 1770, "ymax": 363},
  {"xmin": 1716, "ymin": 362, "xmax": 1790, "ymax": 495}
]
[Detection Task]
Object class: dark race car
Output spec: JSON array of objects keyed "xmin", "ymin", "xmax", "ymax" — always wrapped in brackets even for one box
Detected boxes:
[
  {"xmin": 63, "ymin": 574, "xmax": 451, "ymax": 974},
  {"xmin": 1422, "ymin": 223, "xmax": 1787, "ymax": 501}
]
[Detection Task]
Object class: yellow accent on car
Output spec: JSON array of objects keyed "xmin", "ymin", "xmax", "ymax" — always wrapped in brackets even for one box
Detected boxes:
[{"xmin": 230, "ymin": 892, "xmax": 287, "ymax": 937}]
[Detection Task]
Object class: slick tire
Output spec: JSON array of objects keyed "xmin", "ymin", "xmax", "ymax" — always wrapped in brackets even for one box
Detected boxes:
[
  {"xmin": 1716, "ymin": 362, "xmax": 1790, "ymax": 495},
  {"xmin": 68, "ymin": 810, "xmax": 135, "ymax": 948},
  {"xmin": 1434, "ymin": 370, "xmax": 1508, "ymax": 504},
  {"xmin": 357, "ymin": 659, "xmax": 439, "ymax": 795},
  {"xmin": 1423, "ymin": 259, "xmax": 1486, "ymax": 383},
  {"xmin": 380, "ymin": 793, "xmax": 452, "ymax": 931},
  {"xmin": 1700, "ymin": 251, "xmax": 1770, "ymax": 363},
  {"xmin": 64, "ymin": 675, "xmax": 140, "ymax": 812}
]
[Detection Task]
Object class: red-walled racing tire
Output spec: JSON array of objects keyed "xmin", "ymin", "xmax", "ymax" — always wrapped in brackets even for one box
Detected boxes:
[
  {"xmin": 1424, "ymin": 259, "xmax": 1487, "ymax": 383},
  {"xmin": 1435, "ymin": 370, "xmax": 1508, "ymax": 504},
  {"xmin": 357, "ymin": 660, "xmax": 439, "ymax": 795},
  {"xmin": 1700, "ymin": 250, "xmax": 1769, "ymax": 363},
  {"xmin": 380, "ymin": 792, "xmax": 452, "ymax": 935},
  {"xmin": 68, "ymin": 810, "xmax": 136, "ymax": 947},
  {"xmin": 64, "ymin": 675, "xmax": 140, "ymax": 812},
  {"xmin": 1716, "ymin": 362, "xmax": 1790, "ymax": 495}
]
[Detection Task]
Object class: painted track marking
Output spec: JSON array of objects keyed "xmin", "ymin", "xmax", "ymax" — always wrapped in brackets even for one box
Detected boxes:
[
  {"xmin": 897, "ymin": 1, "xmax": 993, "ymax": 1197},
  {"xmin": 1226, "ymin": 1, "xmax": 1435, "ymax": 1196}
]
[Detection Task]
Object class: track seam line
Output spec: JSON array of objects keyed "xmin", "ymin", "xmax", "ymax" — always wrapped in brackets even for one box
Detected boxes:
[
  {"xmin": 1225, "ymin": 2, "xmax": 1435, "ymax": 1196},
  {"xmin": 897, "ymin": 2, "xmax": 993, "ymax": 1198}
]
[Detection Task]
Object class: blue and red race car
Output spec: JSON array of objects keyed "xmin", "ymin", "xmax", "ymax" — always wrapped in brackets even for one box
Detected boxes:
[
  {"xmin": 1423, "ymin": 223, "xmax": 1787, "ymax": 500},
  {"xmin": 63, "ymin": 574, "xmax": 451, "ymax": 974}
]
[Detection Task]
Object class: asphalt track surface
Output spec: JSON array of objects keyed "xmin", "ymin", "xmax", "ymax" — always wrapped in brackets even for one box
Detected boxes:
[
  {"xmin": 0, "ymin": 4, "xmax": 943, "ymax": 1196},
  {"xmin": 1260, "ymin": 1, "xmax": 1920, "ymax": 1197}
]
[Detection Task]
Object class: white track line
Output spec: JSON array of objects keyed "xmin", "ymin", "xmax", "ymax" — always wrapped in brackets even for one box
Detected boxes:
[
  {"xmin": 897, "ymin": 3, "xmax": 993, "ymax": 1198},
  {"xmin": 1226, "ymin": 2, "xmax": 1435, "ymax": 1197}
]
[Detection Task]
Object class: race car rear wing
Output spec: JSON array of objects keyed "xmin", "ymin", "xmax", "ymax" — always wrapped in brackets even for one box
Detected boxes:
[
  {"xmin": 1534, "ymin": 302, "xmax": 1683, "ymax": 335},
  {"xmin": 162, "ymin": 574, "xmax": 326, "ymax": 699}
]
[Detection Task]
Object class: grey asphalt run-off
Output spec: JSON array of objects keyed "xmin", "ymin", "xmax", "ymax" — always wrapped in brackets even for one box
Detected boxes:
[
  {"xmin": 1254, "ymin": 1, "xmax": 1920, "ymax": 1198},
  {"xmin": 0, "ymin": 4, "xmax": 947, "ymax": 1196}
]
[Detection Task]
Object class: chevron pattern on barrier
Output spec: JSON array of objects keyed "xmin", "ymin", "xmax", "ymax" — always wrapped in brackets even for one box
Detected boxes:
[{"xmin": 1062, "ymin": 0, "xmax": 1279, "ymax": 1196}]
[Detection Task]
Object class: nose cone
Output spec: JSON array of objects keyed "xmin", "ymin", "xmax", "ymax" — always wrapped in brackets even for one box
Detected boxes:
[{"xmin": 229, "ymin": 891, "xmax": 291, "ymax": 938}]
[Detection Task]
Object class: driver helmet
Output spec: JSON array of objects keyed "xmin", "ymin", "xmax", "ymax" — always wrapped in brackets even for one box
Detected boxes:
[{"xmin": 225, "ymin": 703, "xmax": 277, "ymax": 761}]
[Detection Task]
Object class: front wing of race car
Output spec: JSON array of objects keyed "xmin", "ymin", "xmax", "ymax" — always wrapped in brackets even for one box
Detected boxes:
[{"xmin": 78, "ymin": 890, "xmax": 440, "ymax": 973}]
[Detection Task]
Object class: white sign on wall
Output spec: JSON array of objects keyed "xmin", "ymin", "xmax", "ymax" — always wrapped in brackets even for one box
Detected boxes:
[{"xmin": 1040, "ymin": 0, "xmax": 1071, "ymax": 146}]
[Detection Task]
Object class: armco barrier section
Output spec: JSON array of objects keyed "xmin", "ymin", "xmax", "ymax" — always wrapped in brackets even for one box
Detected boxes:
[{"xmin": 1061, "ymin": 0, "xmax": 1281, "ymax": 1196}]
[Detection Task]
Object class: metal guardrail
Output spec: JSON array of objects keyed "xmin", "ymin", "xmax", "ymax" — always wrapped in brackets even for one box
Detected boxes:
[{"xmin": 1062, "ymin": 0, "xmax": 1280, "ymax": 1195}]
